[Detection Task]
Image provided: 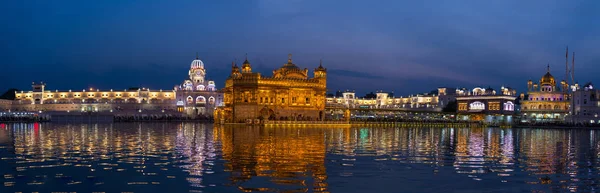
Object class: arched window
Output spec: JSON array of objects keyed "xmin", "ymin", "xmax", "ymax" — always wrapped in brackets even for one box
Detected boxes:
[
  {"xmin": 504, "ymin": 101, "xmax": 514, "ymax": 111},
  {"xmin": 196, "ymin": 96, "xmax": 206, "ymax": 104},
  {"xmin": 196, "ymin": 85, "xmax": 205, "ymax": 91},
  {"xmin": 209, "ymin": 97, "xmax": 215, "ymax": 104},
  {"xmin": 469, "ymin": 101, "xmax": 485, "ymax": 110},
  {"xmin": 186, "ymin": 96, "xmax": 194, "ymax": 104}
]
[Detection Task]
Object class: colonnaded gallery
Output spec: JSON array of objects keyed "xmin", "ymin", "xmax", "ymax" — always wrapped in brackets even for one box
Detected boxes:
[
  {"xmin": 8, "ymin": 55, "xmax": 223, "ymax": 117},
  {"xmin": 215, "ymin": 54, "xmax": 327, "ymax": 123}
]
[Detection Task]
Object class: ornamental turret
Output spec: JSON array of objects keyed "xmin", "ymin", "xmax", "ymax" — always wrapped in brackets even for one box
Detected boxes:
[
  {"xmin": 230, "ymin": 60, "xmax": 241, "ymax": 79},
  {"xmin": 241, "ymin": 54, "xmax": 252, "ymax": 73},
  {"xmin": 314, "ymin": 59, "xmax": 327, "ymax": 85}
]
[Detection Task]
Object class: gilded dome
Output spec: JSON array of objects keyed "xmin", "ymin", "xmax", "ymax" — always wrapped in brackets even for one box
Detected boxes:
[
  {"xmin": 539, "ymin": 64, "xmax": 555, "ymax": 85},
  {"xmin": 541, "ymin": 72, "xmax": 554, "ymax": 83},
  {"xmin": 242, "ymin": 59, "xmax": 250, "ymax": 68},
  {"xmin": 280, "ymin": 54, "xmax": 300, "ymax": 70},
  {"xmin": 272, "ymin": 54, "xmax": 308, "ymax": 79}
]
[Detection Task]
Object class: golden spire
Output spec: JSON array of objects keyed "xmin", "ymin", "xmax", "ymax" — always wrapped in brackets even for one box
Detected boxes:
[
  {"xmin": 288, "ymin": 53, "xmax": 292, "ymax": 63},
  {"xmin": 243, "ymin": 54, "xmax": 250, "ymax": 64}
]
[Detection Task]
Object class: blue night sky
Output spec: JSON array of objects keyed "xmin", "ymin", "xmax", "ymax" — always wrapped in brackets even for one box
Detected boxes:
[{"xmin": 1, "ymin": 0, "xmax": 600, "ymax": 96}]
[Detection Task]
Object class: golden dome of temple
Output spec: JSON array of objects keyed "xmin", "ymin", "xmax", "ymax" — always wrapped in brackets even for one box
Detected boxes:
[
  {"xmin": 541, "ymin": 72, "xmax": 554, "ymax": 83},
  {"xmin": 540, "ymin": 64, "xmax": 555, "ymax": 85},
  {"xmin": 273, "ymin": 54, "xmax": 308, "ymax": 79}
]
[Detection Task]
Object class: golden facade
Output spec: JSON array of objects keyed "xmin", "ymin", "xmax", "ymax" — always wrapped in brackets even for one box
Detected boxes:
[
  {"xmin": 521, "ymin": 65, "xmax": 570, "ymax": 121},
  {"xmin": 217, "ymin": 54, "xmax": 327, "ymax": 122}
]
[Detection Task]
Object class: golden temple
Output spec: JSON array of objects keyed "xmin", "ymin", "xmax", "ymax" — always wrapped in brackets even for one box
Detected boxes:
[{"xmin": 215, "ymin": 54, "xmax": 327, "ymax": 123}]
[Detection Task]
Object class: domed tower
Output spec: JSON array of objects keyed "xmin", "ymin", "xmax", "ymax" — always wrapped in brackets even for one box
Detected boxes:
[
  {"xmin": 314, "ymin": 59, "xmax": 327, "ymax": 85},
  {"xmin": 230, "ymin": 60, "xmax": 241, "ymax": 79},
  {"xmin": 241, "ymin": 54, "xmax": 252, "ymax": 73},
  {"xmin": 539, "ymin": 64, "xmax": 556, "ymax": 92},
  {"xmin": 189, "ymin": 53, "xmax": 206, "ymax": 84},
  {"xmin": 527, "ymin": 80, "xmax": 533, "ymax": 91}
]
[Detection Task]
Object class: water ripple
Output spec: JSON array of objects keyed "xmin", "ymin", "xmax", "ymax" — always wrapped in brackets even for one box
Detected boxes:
[{"xmin": 0, "ymin": 123, "xmax": 599, "ymax": 192}]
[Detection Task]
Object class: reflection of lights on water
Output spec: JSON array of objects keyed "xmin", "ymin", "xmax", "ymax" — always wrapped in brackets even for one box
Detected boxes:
[{"xmin": 0, "ymin": 124, "xmax": 597, "ymax": 192}]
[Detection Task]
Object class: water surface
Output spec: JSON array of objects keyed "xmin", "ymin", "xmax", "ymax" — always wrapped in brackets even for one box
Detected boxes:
[{"xmin": 0, "ymin": 123, "xmax": 598, "ymax": 192}]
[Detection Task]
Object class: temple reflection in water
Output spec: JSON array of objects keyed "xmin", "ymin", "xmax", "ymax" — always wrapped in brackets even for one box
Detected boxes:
[
  {"xmin": 217, "ymin": 126, "xmax": 328, "ymax": 192},
  {"xmin": 1, "ymin": 123, "xmax": 600, "ymax": 192}
]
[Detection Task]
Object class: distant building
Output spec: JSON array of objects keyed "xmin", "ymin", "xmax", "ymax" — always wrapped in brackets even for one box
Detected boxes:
[
  {"xmin": 173, "ymin": 55, "xmax": 223, "ymax": 116},
  {"xmin": 569, "ymin": 82, "xmax": 600, "ymax": 124},
  {"xmin": 520, "ymin": 65, "xmax": 570, "ymax": 122},
  {"xmin": 10, "ymin": 55, "xmax": 223, "ymax": 117},
  {"xmin": 456, "ymin": 86, "xmax": 517, "ymax": 124},
  {"xmin": 325, "ymin": 89, "xmax": 443, "ymax": 111},
  {"xmin": 0, "ymin": 99, "xmax": 11, "ymax": 111},
  {"xmin": 216, "ymin": 54, "xmax": 327, "ymax": 122}
]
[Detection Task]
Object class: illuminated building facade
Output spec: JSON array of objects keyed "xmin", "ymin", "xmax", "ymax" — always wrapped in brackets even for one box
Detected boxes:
[
  {"xmin": 10, "ymin": 55, "xmax": 223, "ymax": 117},
  {"xmin": 325, "ymin": 89, "xmax": 446, "ymax": 111},
  {"xmin": 520, "ymin": 65, "xmax": 570, "ymax": 122},
  {"xmin": 217, "ymin": 54, "xmax": 327, "ymax": 122},
  {"xmin": 173, "ymin": 55, "xmax": 223, "ymax": 116},
  {"xmin": 0, "ymin": 99, "xmax": 11, "ymax": 111},
  {"xmin": 12, "ymin": 82, "xmax": 177, "ymax": 113},
  {"xmin": 569, "ymin": 82, "xmax": 600, "ymax": 124},
  {"xmin": 456, "ymin": 86, "xmax": 517, "ymax": 124}
]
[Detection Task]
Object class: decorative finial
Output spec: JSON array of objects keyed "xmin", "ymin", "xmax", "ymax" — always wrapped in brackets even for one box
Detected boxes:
[
  {"xmin": 319, "ymin": 58, "xmax": 323, "ymax": 66},
  {"xmin": 547, "ymin": 63, "xmax": 550, "ymax": 72},
  {"xmin": 288, "ymin": 53, "xmax": 292, "ymax": 60},
  {"xmin": 245, "ymin": 53, "xmax": 248, "ymax": 60},
  {"xmin": 196, "ymin": 52, "xmax": 199, "ymax": 59}
]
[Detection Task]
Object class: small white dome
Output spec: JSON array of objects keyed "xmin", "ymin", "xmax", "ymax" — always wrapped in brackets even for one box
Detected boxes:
[{"xmin": 191, "ymin": 59, "xmax": 204, "ymax": 69}]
